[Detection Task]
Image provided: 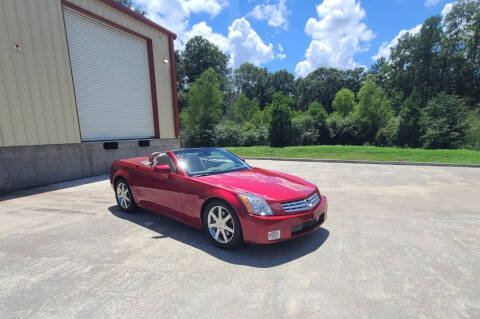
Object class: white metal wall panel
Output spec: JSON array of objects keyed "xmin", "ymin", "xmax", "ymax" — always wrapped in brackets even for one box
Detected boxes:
[{"xmin": 63, "ymin": 8, "xmax": 155, "ymax": 141}]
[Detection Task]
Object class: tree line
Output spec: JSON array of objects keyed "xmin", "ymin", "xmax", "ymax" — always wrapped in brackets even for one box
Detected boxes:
[{"xmin": 176, "ymin": 0, "xmax": 480, "ymax": 150}]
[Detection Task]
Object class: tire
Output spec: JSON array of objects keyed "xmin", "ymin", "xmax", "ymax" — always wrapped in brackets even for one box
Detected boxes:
[
  {"xmin": 203, "ymin": 200, "xmax": 243, "ymax": 249},
  {"xmin": 115, "ymin": 178, "xmax": 136, "ymax": 213}
]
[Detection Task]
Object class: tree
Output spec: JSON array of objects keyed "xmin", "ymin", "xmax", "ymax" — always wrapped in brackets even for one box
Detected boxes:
[
  {"xmin": 181, "ymin": 68, "xmax": 223, "ymax": 146},
  {"xmin": 115, "ymin": 0, "xmax": 146, "ymax": 15},
  {"xmin": 464, "ymin": 109, "xmax": 480, "ymax": 150},
  {"xmin": 265, "ymin": 69, "xmax": 295, "ymax": 106},
  {"xmin": 268, "ymin": 93, "xmax": 292, "ymax": 147},
  {"xmin": 231, "ymin": 94, "xmax": 260, "ymax": 123},
  {"xmin": 415, "ymin": 16, "xmax": 443, "ymax": 106},
  {"xmin": 234, "ymin": 63, "xmax": 269, "ymax": 108},
  {"xmin": 332, "ymin": 88, "xmax": 355, "ymax": 116},
  {"xmin": 295, "ymin": 67, "xmax": 366, "ymax": 112},
  {"xmin": 421, "ymin": 93, "xmax": 469, "ymax": 149},
  {"xmin": 397, "ymin": 93, "xmax": 423, "ymax": 147},
  {"xmin": 182, "ymin": 36, "xmax": 229, "ymax": 86},
  {"xmin": 291, "ymin": 114, "xmax": 319, "ymax": 146},
  {"xmin": 357, "ymin": 78, "xmax": 393, "ymax": 143},
  {"xmin": 307, "ymin": 102, "xmax": 329, "ymax": 144}
]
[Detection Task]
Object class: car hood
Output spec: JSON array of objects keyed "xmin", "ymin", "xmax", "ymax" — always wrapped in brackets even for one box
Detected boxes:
[{"xmin": 196, "ymin": 168, "xmax": 315, "ymax": 202}]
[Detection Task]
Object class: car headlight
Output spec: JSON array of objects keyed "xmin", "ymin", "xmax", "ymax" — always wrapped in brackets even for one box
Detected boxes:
[{"xmin": 238, "ymin": 194, "xmax": 273, "ymax": 216}]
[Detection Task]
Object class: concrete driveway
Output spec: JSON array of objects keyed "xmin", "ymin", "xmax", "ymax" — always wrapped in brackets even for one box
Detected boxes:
[{"xmin": 1, "ymin": 160, "xmax": 479, "ymax": 318}]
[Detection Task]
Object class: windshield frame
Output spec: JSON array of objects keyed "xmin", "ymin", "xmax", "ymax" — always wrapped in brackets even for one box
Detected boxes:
[{"xmin": 172, "ymin": 148, "xmax": 251, "ymax": 177}]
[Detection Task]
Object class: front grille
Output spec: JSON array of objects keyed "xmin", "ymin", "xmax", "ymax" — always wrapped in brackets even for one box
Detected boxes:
[{"xmin": 281, "ymin": 192, "xmax": 320, "ymax": 213}]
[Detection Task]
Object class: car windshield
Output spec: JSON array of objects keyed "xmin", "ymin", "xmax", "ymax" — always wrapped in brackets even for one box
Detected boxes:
[{"xmin": 173, "ymin": 148, "xmax": 250, "ymax": 177}]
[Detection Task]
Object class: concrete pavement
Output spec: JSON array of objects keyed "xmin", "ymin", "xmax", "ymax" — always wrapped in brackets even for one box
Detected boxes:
[{"xmin": 0, "ymin": 160, "xmax": 479, "ymax": 318}]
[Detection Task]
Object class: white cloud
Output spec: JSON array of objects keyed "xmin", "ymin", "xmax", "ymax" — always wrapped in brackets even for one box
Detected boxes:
[
  {"xmin": 295, "ymin": 0, "xmax": 375, "ymax": 77},
  {"xmin": 183, "ymin": 0, "xmax": 228, "ymax": 16},
  {"xmin": 134, "ymin": 0, "xmax": 228, "ymax": 42},
  {"xmin": 441, "ymin": 2, "xmax": 454, "ymax": 18},
  {"xmin": 276, "ymin": 43, "xmax": 286, "ymax": 60},
  {"xmin": 424, "ymin": 0, "xmax": 441, "ymax": 7},
  {"xmin": 184, "ymin": 21, "xmax": 230, "ymax": 51},
  {"xmin": 248, "ymin": 0, "xmax": 290, "ymax": 30},
  {"xmin": 228, "ymin": 18, "xmax": 275, "ymax": 67},
  {"xmin": 184, "ymin": 18, "xmax": 276, "ymax": 68},
  {"xmin": 372, "ymin": 24, "xmax": 422, "ymax": 61}
]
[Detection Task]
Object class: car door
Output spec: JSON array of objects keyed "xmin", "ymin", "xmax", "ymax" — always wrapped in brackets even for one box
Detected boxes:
[{"xmin": 134, "ymin": 154, "xmax": 182, "ymax": 216}]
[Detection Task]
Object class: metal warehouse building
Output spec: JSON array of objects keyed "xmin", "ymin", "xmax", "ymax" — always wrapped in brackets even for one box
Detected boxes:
[{"xmin": 0, "ymin": 0, "xmax": 180, "ymax": 193}]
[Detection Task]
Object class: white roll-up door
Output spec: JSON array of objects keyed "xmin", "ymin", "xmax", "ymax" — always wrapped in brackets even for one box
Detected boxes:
[{"xmin": 63, "ymin": 8, "xmax": 155, "ymax": 141}]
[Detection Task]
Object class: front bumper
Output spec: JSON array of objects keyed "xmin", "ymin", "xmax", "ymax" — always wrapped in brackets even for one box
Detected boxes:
[{"xmin": 241, "ymin": 195, "xmax": 328, "ymax": 244}]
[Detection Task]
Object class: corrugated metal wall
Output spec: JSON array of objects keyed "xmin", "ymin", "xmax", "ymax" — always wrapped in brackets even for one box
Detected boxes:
[
  {"xmin": 65, "ymin": 0, "xmax": 176, "ymax": 140},
  {"xmin": 0, "ymin": 0, "xmax": 176, "ymax": 147},
  {"xmin": 0, "ymin": 0, "xmax": 81, "ymax": 146}
]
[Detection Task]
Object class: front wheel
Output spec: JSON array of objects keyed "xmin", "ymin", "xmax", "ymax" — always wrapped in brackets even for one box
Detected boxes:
[
  {"xmin": 203, "ymin": 200, "xmax": 243, "ymax": 249},
  {"xmin": 115, "ymin": 178, "xmax": 136, "ymax": 213}
]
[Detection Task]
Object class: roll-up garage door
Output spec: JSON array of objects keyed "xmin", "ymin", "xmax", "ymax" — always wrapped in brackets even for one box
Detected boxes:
[{"xmin": 63, "ymin": 8, "xmax": 155, "ymax": 141}]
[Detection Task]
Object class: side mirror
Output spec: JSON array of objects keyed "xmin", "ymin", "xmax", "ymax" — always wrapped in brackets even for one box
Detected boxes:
[{"xmin": 154, "ymin": 164, "xmax": 170, "ymax": 179}]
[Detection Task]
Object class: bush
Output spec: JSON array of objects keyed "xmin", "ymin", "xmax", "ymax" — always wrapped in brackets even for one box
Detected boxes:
[
  {"xmin": 464, "ymin": 109, "xmax": 480, "ymax": 150},
  {"xmin": 421, "ymin": 93, "xmax": 469, "ymax": 149},
  {"xmin": 213, "ymin": 121, "xmax": 244, "ymax": 146},
  {"xmin": 307, "ymin": 102, "xmax": 329, "ymax": 144},
  {"xmin": 375, "ymin": 119, "xmax": 398, "ymax": 146},
  {"xmin": 327, "ymin": 112, "xmax": 364, "ymax": 145},
  {"xmin": 268, "ymin": 93, "xmax": 292, "ymax": 147},
  {"xmin": 397, "ymin": 93, "xmax": 423, "ymax": 147},
  {"xmin": 291, "ymin": 114, "xmax": 319, "ymax": 145},
  {"xmin": 241, "ymin": 122, "xmax": 268, "ymax": 146}
]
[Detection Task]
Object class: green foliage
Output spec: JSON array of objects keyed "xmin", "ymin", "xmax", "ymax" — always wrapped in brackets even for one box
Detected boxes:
[
  {"xmin": 357, "ymin": 78, "xmax": 393, "ymax": 142},
  {"xmin": 115, "ymin": 0, "xmax": 146, "ymax": 15},
  {"xmin": 295, "ymin": 67, "xmax": 366, "ymax": 112},
  {"xmin": 421, "ymin": 93, "xmax": 469, "ymax": 149},
  {"xmin": 464, "ymin": 109, "xmax": 480, "ymax": 150},
  {"xmin": 397, "ymin": 93, "xmax": 423, "ymax": 147},
  {"xmin": 182, "ymin": 36, "xmax": 229, "ymax": 86},
  {"xmin": 231, "ymin": 94, "xmax": 260, "ymax": 123},
  {"xmin": 307, "ymin": 102, "xmax": 329, "ymax": 144},
  {"xmin": 213, "ymin": 121, "xmax": 244, "ymax": 147},
  {"xmin": 234, "ymin": 63, "xmax": 269, "ymax": 108},
  {"xmin": 327, "ymin": 112, "xmax": 364, "ymax": 145},
  {"xmin": 181, "ymin": 68, "xmax": 223, "ymax": 146},
  {"xmin": 291, "ymin": 113, "xmax": 319, "ymax": 146},
  {"xmin": 375, "ymin": 119, "xmax": 399, "ymax": 147},
  {"xmin": 332, "ymin": 88, "xmax": 355, "ymax": 116},
  {"xmin": 241, "ymin": 122, "xmax": 268, "ymax": 146},
  {"xmin": 175, "ymin": 4, "xmax": 480, "ymax": 152},
  {"xmin": 268, "ymin": 93, "xmax": 293, "ymax": 147}
]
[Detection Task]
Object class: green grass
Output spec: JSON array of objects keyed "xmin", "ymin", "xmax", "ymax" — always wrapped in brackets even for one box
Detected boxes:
[{"xmin": 226, "ymin": 145, "xmax": 480, "ymax": 165}]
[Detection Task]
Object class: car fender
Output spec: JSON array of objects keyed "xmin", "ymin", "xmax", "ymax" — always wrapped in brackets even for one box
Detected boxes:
[
  {"xmin": 197, "ymin": 188, "xmax": 249, "ymax": 231},
  {"xmin": 111, "ymin": 167, "xmax": 136, "ymax": 194}
]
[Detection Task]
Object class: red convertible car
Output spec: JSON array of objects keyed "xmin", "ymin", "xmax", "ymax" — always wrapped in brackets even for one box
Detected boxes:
[{"xmin": 110, "ymin": 148, "xmax": 328, "ymax": 248}]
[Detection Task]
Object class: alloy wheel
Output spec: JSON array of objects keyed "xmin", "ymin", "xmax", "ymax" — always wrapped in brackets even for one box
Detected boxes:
[
  {"xmin": 116, "ymin": 182, "xmax": 131, "ymax": 209},
  {"xmin": 207, "ymin": 206, "xmax": 235, "ymax": 243}
]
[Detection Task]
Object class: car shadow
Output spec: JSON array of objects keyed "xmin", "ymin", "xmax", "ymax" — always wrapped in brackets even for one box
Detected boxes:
[{"xmin": 108, "ymin": 205, "xmax": 329, "ymax": 268}]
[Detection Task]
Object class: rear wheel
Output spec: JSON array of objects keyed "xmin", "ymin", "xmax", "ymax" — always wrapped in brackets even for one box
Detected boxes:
[
  {"xmin": 203, "ymin": 200, "xmax": 242, "ymax": 249},
  {"xmin": 115, "ymin": 178, "xmax": 136, "ymax": 213}
]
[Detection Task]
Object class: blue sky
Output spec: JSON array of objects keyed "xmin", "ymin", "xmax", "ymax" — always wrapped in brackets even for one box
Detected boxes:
[{"xmin": 133, "ymin": 0, "xmax": 454, "ymax": 76}]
